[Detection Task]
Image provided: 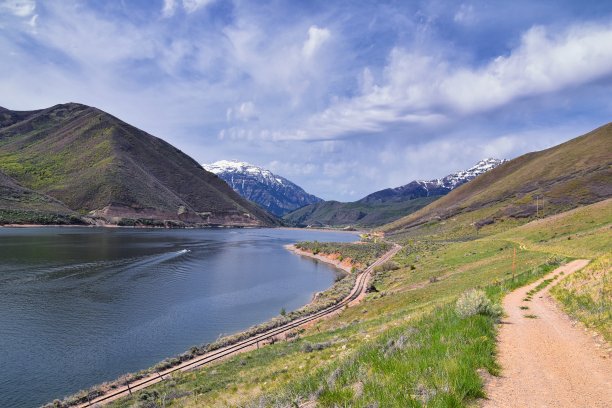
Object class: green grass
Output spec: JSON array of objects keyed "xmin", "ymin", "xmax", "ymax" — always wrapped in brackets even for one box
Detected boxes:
[
  {"xmin": 0, "ymin": 209, "xmax": 82, "ymax": 225},
  {"xmin": 382, "ymin": 124, "xmax": 612, "ymax": 236},
  {"xmin": 0, "ymin": 103, "xmax": 278, "ymax": 227},
  {"xmin": 268, "ymin": 305, "xmax": 499, "ymax": 407},
  {"xmin": 294, "ymin": 241, "xmax": 391, "ymax": 267},
  {"xmin": 551, "ymin": 254, "xmax": 611, "ymax": 341},
  {"xmin": 52, "ymin": 200, "xmax": 609, "ymax": 408},
  {"xmin": 97, "ymin": 239, "xmax": 561, "ymax": 407}
]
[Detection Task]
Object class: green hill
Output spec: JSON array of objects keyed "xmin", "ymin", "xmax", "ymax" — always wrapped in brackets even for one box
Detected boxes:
[
  {"xmin": 283, "ymin": 197, "xmax": 438, "ymax": 228},
  {"xmin": 89, "ymin": 183, "xmax": 611, "ymax": 408},
  {"xmin": 0, "ymin": 169, "xmax": 80, "ymax": 225},
  {"xmin": 0, "ymin": 103, "xmax": 278, "ymax": 227},
  {"xmin": 382, "ymin": 123, "xmax": 612, "ymax": 236},
  {"xmin": 283, "ymin": 159, "xmax": 504, "ymax": 228}
]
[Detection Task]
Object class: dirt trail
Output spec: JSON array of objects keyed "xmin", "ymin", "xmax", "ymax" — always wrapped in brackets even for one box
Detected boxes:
[{"xmin": 483, "ymin": 260, "xmax": 612, "ymax": 408}]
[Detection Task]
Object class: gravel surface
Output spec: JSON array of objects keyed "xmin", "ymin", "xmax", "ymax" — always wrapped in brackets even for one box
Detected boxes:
[{"xmin": 483, "ymin": 260, "xmax": 611, "ymax": 408}]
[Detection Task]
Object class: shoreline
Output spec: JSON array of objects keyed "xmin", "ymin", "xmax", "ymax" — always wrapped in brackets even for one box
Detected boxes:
[
  {"xmin": 0, "ymin": 224, "xmax": 266, "ymax": 229},
  {"xmin": 0, "ymin": 224, "xmax": 365, "ymax": 233},
  {"xmin": 65, "ymin": 241, "xmax": 400, "ymax": 407},
  {"xmin": 51, "ymin": 240, "xmax": 362, "ymax": 408},
  {"xmin": 278, "ymin": 226, "xmax": 366, "ymax": 234},
  {"xmin": 284, "ymin": 244, "xmax": 354, "ymax": 274}
]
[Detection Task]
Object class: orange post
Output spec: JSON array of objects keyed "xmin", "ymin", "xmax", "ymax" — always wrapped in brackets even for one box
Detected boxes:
[{"xmin": 512, "ymin": 247, "xmax": 516, "ymax": 281}]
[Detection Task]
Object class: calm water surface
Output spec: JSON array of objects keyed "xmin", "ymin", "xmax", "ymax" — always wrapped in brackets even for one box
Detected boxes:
[{"xmin": 0, "ymin": 227, "xmax": 357, "ymax": 407}]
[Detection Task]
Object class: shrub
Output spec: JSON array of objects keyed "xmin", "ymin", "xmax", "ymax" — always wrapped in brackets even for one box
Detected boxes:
[
  {"xmin": 302, "ymin": 341, "xmax": 331, "ymax": 353},
  {"xmin": 455, "ymin": 289, "xmax": 502, "ymax": 319}
]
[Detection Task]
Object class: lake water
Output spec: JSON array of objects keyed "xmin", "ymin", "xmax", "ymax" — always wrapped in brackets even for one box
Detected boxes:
[{"xmin": 0, "ymin": 227, "xmax": 357, "ymax": 408}]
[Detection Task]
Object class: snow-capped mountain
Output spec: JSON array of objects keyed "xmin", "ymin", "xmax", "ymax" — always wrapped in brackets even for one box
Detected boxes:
[
  {"xmin": 202, "ymin": 160, "xmax": 322, "ymax": 217},
  {"xmin": 360, "ymin": 158, "xmax": 506, "ymax": 204},
  {"xmin": 420, "ymin": 158, "xmax": 506, "ymax": 191}
]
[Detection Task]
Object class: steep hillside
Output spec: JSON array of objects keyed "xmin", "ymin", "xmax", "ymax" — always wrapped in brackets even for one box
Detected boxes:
[
  {"xmin": 283, "ymin": 197, "xmax": 439, "ymax": 228},
  {"xmin": 202, "ymin": 160, "xmax": 322, "ymax": 216},
  {"xmin": 0, "ymin": 170, "xmax": 80, "ymax": 225},
  {"xmin": 382, "ymin": 123, "xmax": 612, "ymax": 236},
  {"xmin": 284, "ymin": 159, "xmax": 503, "ymax": 228},
  {"xmin": 0, "ymin": 103, "xmax": 278, "ymax": 227}
]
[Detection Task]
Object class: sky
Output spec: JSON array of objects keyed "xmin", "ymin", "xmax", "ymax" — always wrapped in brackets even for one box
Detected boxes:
[{"xmin": 1, "ymin": 0, "xmax": 612, "ymax": 201}]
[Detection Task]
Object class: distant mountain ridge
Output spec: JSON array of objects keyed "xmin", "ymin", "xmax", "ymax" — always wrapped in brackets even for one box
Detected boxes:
[
  {"xmin": 0, "ymin": 103, "xmax": 278, "ymax": 227},
  {"xmin": 284, "ymin": 159, "xmax": 505, "ymax": 227},
  {"xmin": 362, "ymin": 159, "xmax": 505, "ymax": 204},
  {"xmin": 203, "ymin": 160, "xmax": 322, "ymax": 216},
  {"xmin": 382, "ymin": 123, "xmax": 612, "ymax": 235}
]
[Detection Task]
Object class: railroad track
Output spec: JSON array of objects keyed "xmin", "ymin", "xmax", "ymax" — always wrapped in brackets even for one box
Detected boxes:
[{"xmin": 77, "ymin": 243, "xmax": 402, "ymax": 407}]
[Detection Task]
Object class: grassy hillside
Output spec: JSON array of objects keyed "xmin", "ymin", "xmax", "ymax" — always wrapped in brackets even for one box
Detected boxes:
[
  {"xmin": 283, "ymin": 196, "xmax": 439, "ymax": 228},
  {"xmin": 86, "ymin": 197, "xmax": 609, "ymax": 408},
  {"xmin": 0, "ymin": 103, "xmax": 278, "ymax": 226},
  {"xmin": 295, "ymin": 241, "xmax": 392, "ymax": 267},
  {"xmin": 0, "ymin": 170, "xmax": 81, "ymax": 225},
  {"xmin": 382, "ymin": 123, "xmax": 612, "ymax": 236}
]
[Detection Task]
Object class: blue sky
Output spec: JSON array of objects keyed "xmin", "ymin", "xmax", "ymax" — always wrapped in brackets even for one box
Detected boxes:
[{"xmin": 1, "ymin": 0, "xmax": 612, "ymax": 201}]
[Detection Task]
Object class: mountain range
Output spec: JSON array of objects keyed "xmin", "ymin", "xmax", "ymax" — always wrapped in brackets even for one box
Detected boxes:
[
  {"xmin": 382, "ymin": 123, "xmax": 612, "ymax": 235},
  {"xmin": 202, "ymin": 160, "xmax": 322, "ymax": 217},
  {"xmin": 1, "ymin": 103, "xmax": 609, "ymax": 232},
  {"xmin": 0, "ymin": 103, "xmax": 278, "ymax": 227},
  {"xmin": 283, "ymin": 159, "xmax": 505, "ymax": 228}
]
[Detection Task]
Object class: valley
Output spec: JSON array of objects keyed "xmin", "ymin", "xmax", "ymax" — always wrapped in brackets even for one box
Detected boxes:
[{"xmin": 3, "ymin": 3, "xmax": 612, "ymax": 407}]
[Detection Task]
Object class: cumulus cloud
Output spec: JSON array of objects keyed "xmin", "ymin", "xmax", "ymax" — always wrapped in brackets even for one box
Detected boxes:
[
  {"xmin": 2, "ymin": 1, "xmax": 612, "ymax": 201},
  {"xmin": 287, "ymin": 22, "xmax": 612, "ymax": 141}
]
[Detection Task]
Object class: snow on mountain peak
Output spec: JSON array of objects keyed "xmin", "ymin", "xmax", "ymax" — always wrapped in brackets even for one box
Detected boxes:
[
  {"xmin": 413, "ymin": 158, "xmax": 505, "ymax": 191},
  {"xmin": 439, "ymin": 158, "xmax": 505, "ymax": 189},
  {"xmin": 201, "ymin": 159, "xmax": 322, "ymax": 216}
]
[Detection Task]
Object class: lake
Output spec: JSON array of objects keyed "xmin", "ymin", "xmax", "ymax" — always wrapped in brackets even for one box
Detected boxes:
[{"xmin": 0, "ymin": 227, "xmax": 357, "ymax": 407}]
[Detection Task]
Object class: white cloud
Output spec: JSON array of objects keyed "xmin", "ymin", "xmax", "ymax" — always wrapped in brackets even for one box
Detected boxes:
[
  {"xmin": 161, "ymin": 0, "xmax": 214, "ymax": 17},
  {"xmin": 302, "ymin": 25, "xmax": 331, "ymax": 58},
  {"xmin": 162, "ymin": 0, "xmax": 177, "ymax": 17},
  {"xmin": 441, "ymin": 24, "xmax": 612, "ymax": 112},
  {"xmin": 182, "ymin": 0, "xmax": 214, "ymax": 13},
  {"xmin": 0, "ymin": 0, "xmax": 35, "ymax": 17},
  {"xmin": 2, "ymin": 2, "xmax": 611, "ymax": 201},
  {"xmin": 283, "ymin": 22, "xmax": 612, "ymax": 141},
  {"xmin": 220, "ymin": 21, "xmax": 338, "ymax": 111}
]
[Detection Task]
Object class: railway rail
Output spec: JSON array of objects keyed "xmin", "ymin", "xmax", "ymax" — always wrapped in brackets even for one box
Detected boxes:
[{"xmin": 76, "ymin": 243, "xmax": 402, "ymax": 407}]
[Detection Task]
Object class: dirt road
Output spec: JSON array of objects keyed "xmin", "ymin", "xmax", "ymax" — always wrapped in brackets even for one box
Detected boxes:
[{"xmin": 483, "ymin": 259, "xmax": 612, "ymax": 407}]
